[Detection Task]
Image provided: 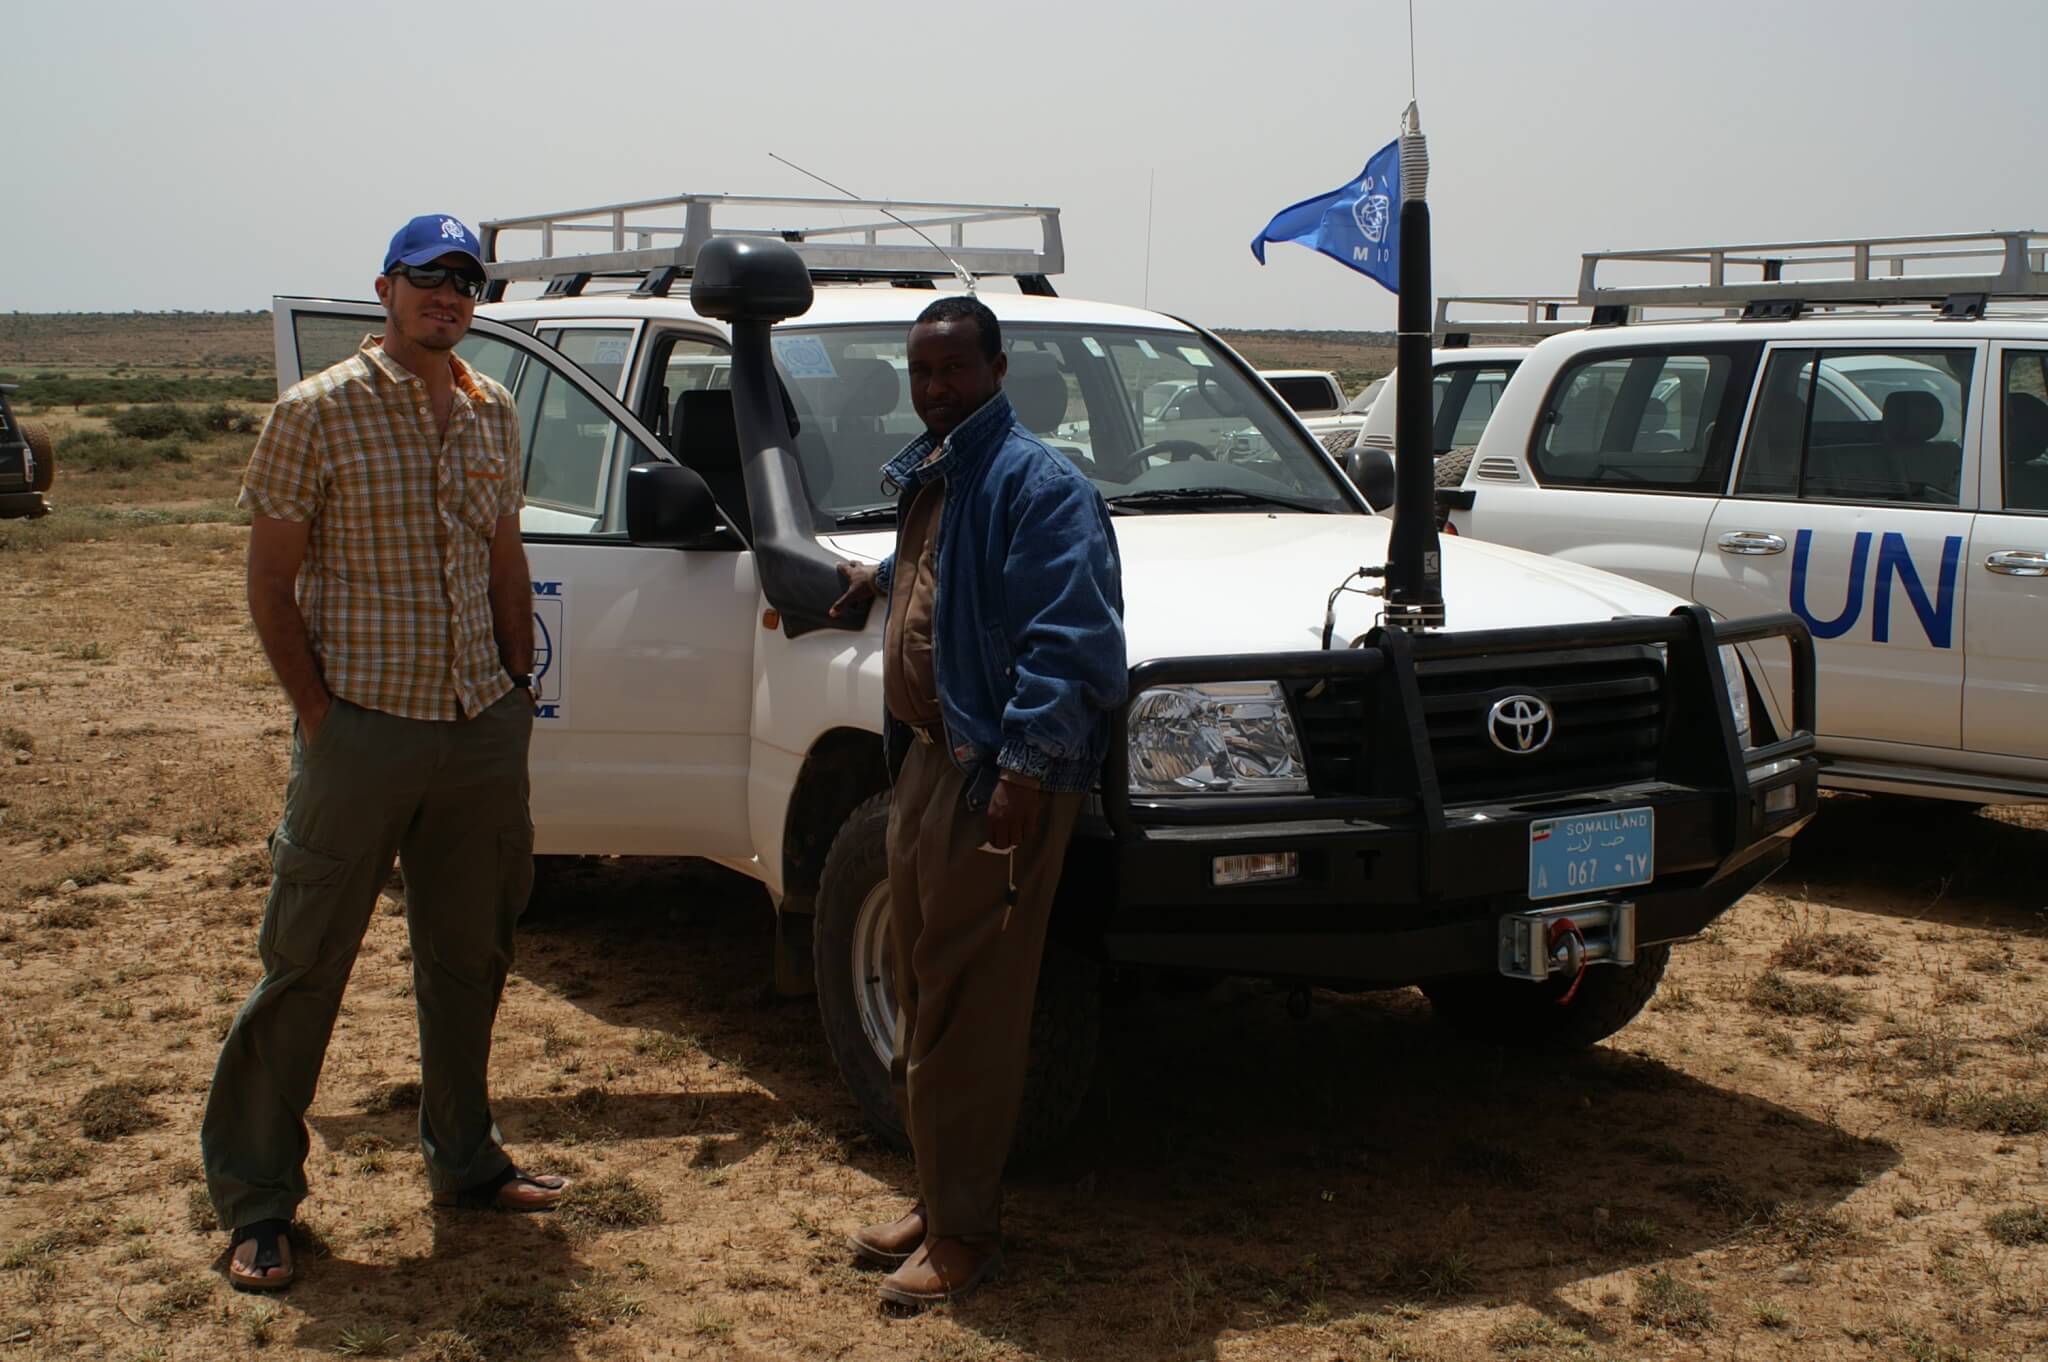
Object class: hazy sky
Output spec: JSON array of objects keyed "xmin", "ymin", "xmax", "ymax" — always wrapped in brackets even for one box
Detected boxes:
[{"xmin": 8, "ymin": 0, "xmax": 2045, "ymax": 329}]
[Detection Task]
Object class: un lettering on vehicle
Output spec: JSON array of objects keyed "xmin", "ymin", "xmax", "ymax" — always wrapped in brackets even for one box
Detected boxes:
[
  {"xmin": 1788, "ymin": 530, "xmax": 1962, "ymax": 648},
  {"xmin": 531, "ymin": 579, "xmax": 565, "ymax": 720}
]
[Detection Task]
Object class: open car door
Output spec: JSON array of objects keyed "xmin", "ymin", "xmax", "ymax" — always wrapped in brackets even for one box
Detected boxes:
[{"xmin": 271, "ymin": 300, "xmax": 758, "ymax": 860}]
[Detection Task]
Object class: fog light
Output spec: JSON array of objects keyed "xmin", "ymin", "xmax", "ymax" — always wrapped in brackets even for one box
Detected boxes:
[
  {"xmin": 1763, "ymin": 785, "xmax": 1798, "ymax": 815},
  {"xmin": 1212, "ymin": 852, "xmax": 1299, "ymax": 887}
]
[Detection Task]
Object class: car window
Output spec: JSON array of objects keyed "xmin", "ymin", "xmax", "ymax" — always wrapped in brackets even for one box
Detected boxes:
[
  {"xmin": 1532, "ymin": 349, "xmax": 1737, "ymax": 492},
  {"xmin": 768, "ymin": 323, "xmax": 1354, "ymax": 521},
  {"xmin": 455, "ymin": 331, "xmax": 661, "ymax": 537},
  {"xmin": 547, "ymin": 329, "xmax": 633, "ymax": 397},
  {"xmin": 1267, "ymin": 375, "xmax": 1339, "ymax": 413},
  {"xmin": 2003, "ymin": 349, "xmax": 2048, "ymax": 513},
  {"xmin": 1432, "ymin": 362, "xmax": 1517, "ymax": 450},
  {"xmin": 1738, "ymin": 348, "xmax": 1974, "ymax": 505}
]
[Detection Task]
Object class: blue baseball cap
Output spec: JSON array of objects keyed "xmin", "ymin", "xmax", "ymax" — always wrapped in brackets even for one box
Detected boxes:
[{"xmin": 383, "ymin": 214, "xmax": 486, "ymax": 274}]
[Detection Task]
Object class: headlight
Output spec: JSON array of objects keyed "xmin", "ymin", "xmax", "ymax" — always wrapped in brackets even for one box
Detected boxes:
[
  {"xmin": 1127, "ymin": 681, "xmax": 1310, "ymax": 796},
  {"xmin": 1718, "ymin": 644, "xmax": 1752, "ymax": 748}
]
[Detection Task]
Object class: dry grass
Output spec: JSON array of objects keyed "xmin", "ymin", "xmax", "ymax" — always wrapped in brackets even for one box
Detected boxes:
[
  {"xmin": 1772, "ymin": 929, "xmax": 1883, "ymax": 976},
  {"xmin": 556, "ymin": 1174, "xmax": 663, "ymax": 1235},
  {"xmin": 1748, "ymin": 969, "xmax": 1862, "ymax": 1021},
  {"xmin": 1632, "ymin": 1269, "xmax": 1713, "ymax": 1336},
  {"xmin": 72, "ymin": 1080, "xmax": 163, "ymax": 1141}
]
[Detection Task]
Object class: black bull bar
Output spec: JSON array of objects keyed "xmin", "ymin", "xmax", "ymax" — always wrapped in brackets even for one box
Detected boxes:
[{"xmin": 1101, "ymin": 605, "xmax": 1816, "ymax": 875}]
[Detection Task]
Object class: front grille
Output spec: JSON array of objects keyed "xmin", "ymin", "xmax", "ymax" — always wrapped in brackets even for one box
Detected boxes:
[
  {"xmin": 1284, "ymin": 647, "xmax": 1666, "ymax": 804},
  {"xmin": 1418, "ymin": 647, "xmax": 1665, "ymax": 803}
]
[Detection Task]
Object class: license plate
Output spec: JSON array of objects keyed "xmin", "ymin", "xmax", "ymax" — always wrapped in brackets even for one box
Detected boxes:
[{"xmin": 1528, "ymin": 807, "xmax": 1654, "ymax": 901}]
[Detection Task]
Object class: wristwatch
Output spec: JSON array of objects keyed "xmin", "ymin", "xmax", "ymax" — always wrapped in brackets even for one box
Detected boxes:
[{"xmin": 509, "ymin": 672, "xmax": 534, "ymax": 691}]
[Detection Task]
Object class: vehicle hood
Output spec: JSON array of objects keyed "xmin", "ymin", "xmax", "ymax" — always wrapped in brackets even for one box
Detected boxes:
[{"xmin": 823, "ymin": 514, "xmax": 1682, "ymax": 663}]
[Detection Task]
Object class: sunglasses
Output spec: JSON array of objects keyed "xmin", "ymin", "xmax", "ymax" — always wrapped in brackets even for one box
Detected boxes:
[{"xmin": 387, "ymin": 264, "xmax": 487, "ymax": 299}]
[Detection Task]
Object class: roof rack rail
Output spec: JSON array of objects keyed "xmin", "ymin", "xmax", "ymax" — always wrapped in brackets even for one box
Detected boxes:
[
  {"xmin": 1432, "ymin": 294, "xmax": 1626, "ymax": 346},
  {"xmin": 1578, "ymin": 228, "xmax": 2048, "ymax": 312},
  {"xmin": 477, "ymin": 193, "xmax": 1064, "ymax": 300}
]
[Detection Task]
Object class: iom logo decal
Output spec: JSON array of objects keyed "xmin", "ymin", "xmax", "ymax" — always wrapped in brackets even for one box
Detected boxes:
[{"xmin": 531, "ymin": 579, "xmax": 566, "ymax": 719}]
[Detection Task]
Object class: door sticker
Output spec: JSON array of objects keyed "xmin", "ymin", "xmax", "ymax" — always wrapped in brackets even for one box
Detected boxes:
[
  {"xmin": 772, "ymin": 334, "xmax": 837, "ymax": 379},
  {"xmin": 532, "ymin": 578, "xmax": 566, "ymax": 719},
  {"xmin": 1789, "ymin": 530, "xmax": 1962, "ymax": 648}
]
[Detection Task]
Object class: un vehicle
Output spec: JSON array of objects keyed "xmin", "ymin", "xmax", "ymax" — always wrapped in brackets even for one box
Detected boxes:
[
  {"xmin": 1447, "ymin": 231, "xmax": 2048, "ymax": 807},
  {"xmin": 276, "ymin": 194, "xmax": 1819, "ymax": 1145}
]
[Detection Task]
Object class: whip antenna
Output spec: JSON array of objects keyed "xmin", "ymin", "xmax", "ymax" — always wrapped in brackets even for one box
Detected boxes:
[{"xmin": 768, "ymin": 152, "xmax": 977, "ymax": 292}]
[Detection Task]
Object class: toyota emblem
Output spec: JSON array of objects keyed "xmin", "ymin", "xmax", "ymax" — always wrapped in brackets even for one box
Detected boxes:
[{"xmin": 1486, "ymin": 694, "xmax": 1554, "ymax": 754}]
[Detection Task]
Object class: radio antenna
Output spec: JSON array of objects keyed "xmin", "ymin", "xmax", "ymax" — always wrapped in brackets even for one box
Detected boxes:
[{"xmin": 768, "ymin": 152, "xmax": 977, "ymax": 292}]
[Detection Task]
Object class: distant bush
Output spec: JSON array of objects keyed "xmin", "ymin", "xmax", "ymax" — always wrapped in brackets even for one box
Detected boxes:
[
  {"xmin": 61, "ymin": 429, "xmax": 190, "ymax": 471},
  {"xmin": 200, "ymin": 401, "xmax": 261, "ymax": 434},
  {"xmin": 13, "ymin": 373, "xmax": 273, "ymax": 407},
  {"xmin": 109, "ymin": 404, "xmax": 206, "ymax": 440}
]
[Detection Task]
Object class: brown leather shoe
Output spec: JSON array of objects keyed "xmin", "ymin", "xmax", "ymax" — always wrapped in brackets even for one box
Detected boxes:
[
  {"xmin": 431, "ymin": 1165, "xmax": 570, "ymax": 1213},
  {"xmin": 849, "ymin": 1203, "xmax": 926, "ymax": 1268},
  {"xmin": 878, "ymin": 1235, "xmax": 1003, "ymax": 1308}
]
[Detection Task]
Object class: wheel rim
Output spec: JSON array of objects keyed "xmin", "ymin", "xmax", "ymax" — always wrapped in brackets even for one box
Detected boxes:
[{"xmin": 850, "ymin": 879, "xmax": 898, "ymax": 1069}]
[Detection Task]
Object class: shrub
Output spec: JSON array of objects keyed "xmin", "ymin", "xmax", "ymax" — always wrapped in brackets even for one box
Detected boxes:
[
  {"xmin": 200, "ymin": 401, "xmax": 261, "ymax": 434},
  {"xmin": 1748, "ymin": 970, "xmax": 1860, "ymax": 1021},
  {"xmin": 109, "ymin": 403, "xmax": 205, "ymax": 440},
  {"xmin": 61, "ymin": 430, "xmax": 188, "ymax": 471}
]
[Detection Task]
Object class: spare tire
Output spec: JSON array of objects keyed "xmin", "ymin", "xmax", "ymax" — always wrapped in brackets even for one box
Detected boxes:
[
  {"xmin": 1318, "ymin": 428, "xmax": 1360, "ymax": 456},
  {"xmin": 18, "ymin": 421, "xmax": 54, "ymax": 494},
  {"xmin": 1433, "ymin": 445, "xmax": 1476, "ymax": 489}
]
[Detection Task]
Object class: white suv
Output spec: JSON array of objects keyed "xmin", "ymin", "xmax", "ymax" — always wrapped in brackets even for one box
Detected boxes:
[
  {"xmin": 275, "ymin": 196, "xmax": 1818, "ymax": 1146},
  {"xmin": 1448, "ymin": 231, "xmax": 2048, "ymax": 807}
]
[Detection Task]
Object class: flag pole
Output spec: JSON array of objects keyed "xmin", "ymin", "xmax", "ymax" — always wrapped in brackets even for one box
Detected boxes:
[{"xmin": 1382, "ymin": 100, "xmax": 1445, "ymax": 630}]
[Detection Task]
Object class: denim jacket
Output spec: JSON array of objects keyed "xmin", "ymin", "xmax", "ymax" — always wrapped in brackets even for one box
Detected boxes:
[{"xmin": 875, "ymin": 390, "xmax": 1126, "ymax": 794}]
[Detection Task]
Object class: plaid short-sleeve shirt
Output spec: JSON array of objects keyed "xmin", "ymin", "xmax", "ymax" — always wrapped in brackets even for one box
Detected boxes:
[{"xmin": 239, "ymin": 336, "xmax": 524, "ymax": 721}]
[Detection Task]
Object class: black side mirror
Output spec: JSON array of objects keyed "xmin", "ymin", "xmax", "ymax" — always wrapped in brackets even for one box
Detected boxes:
[
  {"xmin": 1343, "ymin": 446, "xmax": 1397, "ymax": 511},
  {"xmin": 626, "ymin": 462, "xmax": 724, "ymax": 547},
  {"xmin": 690, "ymin": 237, "xmax": 815, "ymax": 324}
]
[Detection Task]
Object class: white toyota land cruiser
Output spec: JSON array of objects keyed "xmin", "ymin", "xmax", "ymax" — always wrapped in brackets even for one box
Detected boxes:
[
  {"xmin": 276, "ymin": 195, "xmax": 1819, "ymax": 1145},
  {"xmin": 1446, "ymin": 231, "xmax": 2048, "ymax": 809}
]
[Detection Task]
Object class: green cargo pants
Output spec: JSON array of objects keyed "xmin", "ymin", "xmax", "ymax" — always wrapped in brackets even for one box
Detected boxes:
[{"xmin": 202, "ymin": 691, "xmax": 534, "ymax": 1232}]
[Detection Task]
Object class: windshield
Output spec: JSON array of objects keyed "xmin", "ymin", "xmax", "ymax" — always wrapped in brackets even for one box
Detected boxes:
[{"xmin": 769, "ymin": 324, "xmax": 1357, "ymax": 523}]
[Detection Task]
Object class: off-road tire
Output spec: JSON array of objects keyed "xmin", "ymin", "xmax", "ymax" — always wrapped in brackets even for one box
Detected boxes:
[
  {"xmin": 1430, "ymin": 446, "xmax": 1477, "ymax": 528},
  {"xmin": 813, "ymin": 790, "xmax": 1100, "ymax": 1157},
  {"xmin": 1420, "ymin": 943, "xmax": 1671, "ymax": 1049},
  {"xmin": 1433, "ymin": 446, "xmax": 1477, "ymax": 488},
  {"xmin": 1319, "ymin": 428, "xmax": 1360, "ymax": 456},
  {"xmin": 18, "ymin": 421, "xmax": 54, "ymax": 494}
]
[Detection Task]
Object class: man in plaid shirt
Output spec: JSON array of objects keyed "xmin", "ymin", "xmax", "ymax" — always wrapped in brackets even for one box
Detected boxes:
[{"xmin": 203, "ymin": 215, "xmax": 567, "ymax": 1293}]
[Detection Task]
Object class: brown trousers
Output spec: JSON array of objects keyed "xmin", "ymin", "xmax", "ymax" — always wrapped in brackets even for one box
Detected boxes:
[{"xmin": 886, "ymin": 739, "xmax": 1082, "ymax": 1240}]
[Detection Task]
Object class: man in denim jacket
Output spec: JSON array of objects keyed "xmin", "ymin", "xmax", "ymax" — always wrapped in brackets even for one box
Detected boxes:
[{"xmin": 832, "ymin": 296, "xmax": 1124, "ymax": 1306}]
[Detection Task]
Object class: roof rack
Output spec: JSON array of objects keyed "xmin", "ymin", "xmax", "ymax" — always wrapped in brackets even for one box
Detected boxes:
[
  {"xmin": 477, "ymin": 193, "xmax": 1064, "ymax": 300},
  {"xmin": 1578, "ymin": 229, "xmax": 2048, "ymax": 319},
  {"xmin": 1432, "ymin": 294, "xmax": 1627, "ymax": 346}
]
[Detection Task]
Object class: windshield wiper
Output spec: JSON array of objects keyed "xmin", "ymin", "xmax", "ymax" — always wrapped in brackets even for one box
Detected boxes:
[
  {"xmin": 1103, "ymin": 487, "xmax": 1337, "ymax": 514},
  {"xmin": 834, "ymin": 504, "xmax": 900, "ymax": 526}
]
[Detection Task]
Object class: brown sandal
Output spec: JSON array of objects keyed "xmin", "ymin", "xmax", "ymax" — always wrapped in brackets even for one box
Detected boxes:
[
  {"xmin": 432, "ymin": 1164, "xmax": 569, "ymax": 1212},
  {"xmin": 226, "ymin": 1219, "xmax": 295, "ymax": 1293}
]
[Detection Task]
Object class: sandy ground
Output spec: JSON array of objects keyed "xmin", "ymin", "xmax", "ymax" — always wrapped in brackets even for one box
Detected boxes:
[{"xmin": 2, "ymin": 461, "xmax": 2047, "ymax": 1362}]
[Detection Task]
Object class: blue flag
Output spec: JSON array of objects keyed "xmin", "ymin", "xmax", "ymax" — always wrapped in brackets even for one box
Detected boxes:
[{"xmin": 1249, "ymin": 138, "xmax": 1400, "ymax": 293}]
